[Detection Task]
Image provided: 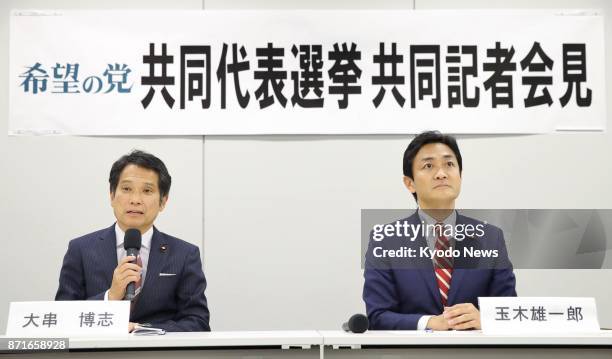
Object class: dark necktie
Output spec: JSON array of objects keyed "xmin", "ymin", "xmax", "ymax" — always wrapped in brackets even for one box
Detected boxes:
[{"xmin": 433, "ymin": 223, "xmax": 453, "ymax": 306}]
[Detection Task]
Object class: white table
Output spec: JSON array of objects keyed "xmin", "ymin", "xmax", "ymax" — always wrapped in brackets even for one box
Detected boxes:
[
  {"xmin": 70, "ymin": 330, "xmax": 321, "ymax": 349},
  {"xmin": 2, "ymin": 330, "xmax": 612, "ymax": 358},
  {"xmin": 321, "ymin": 330, "xmax": 612, "ymax": 358},
  {"xmin": 1, "ymin": 331, "xmax": 323, "ymax": 358}
]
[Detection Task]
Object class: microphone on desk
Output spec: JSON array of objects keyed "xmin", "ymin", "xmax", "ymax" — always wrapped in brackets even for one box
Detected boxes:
[
  {"xmin": 124, "ymin": 228, "xmax": 142, "ymax": 301},
  {"xmin": 342, "ymin": 314, "xmax": 369, "ymax": 333}
]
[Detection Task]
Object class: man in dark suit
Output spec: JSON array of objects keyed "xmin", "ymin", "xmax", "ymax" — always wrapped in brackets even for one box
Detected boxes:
[
  {"xmin": 363, "ymin": 131, "xmax": 516, "ymax": 331},
  {"xmin": 56, "ymin": 150, "xmax": 210, "ymax": 332}
]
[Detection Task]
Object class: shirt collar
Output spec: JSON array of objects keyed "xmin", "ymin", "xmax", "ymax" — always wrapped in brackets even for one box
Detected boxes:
[
  {"xmin": 417, "ymin": 208, "xmax": 457, "ymax": 227},
  {"xmin": 114, "ymin": 223, "xmax": 153, "ymax": 250}
]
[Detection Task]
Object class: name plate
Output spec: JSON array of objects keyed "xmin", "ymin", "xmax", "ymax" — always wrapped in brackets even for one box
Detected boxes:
[
  {"xmin": 479, "ymin": 297, "xmax": 600, "ymax": 334},
  {"xmin": 6, "ymin": 301, "xmax": 130, "ymax": 337}
]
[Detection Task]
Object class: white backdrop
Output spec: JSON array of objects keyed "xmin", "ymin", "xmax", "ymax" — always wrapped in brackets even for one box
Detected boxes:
[
  {"xmin": 1, "ymin": 0, "xmax": 612, "ymax": 333},
  {"xmin": 9, "ymin": 10, "xmax": 606, "ymax": 134}
]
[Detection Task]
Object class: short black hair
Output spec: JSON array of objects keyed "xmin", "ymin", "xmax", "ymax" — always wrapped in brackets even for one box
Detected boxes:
[
  {"xmin": 109, "ymin": 150, "xmax": 171, "ymax": 203},
  {"xmin": 402, "ymin": 131, "xmax": 462, "ymax": 201}
]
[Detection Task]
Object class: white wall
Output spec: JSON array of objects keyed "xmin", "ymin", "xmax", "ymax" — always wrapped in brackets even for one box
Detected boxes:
[{"xmin": 1, "ymin": 0, "xmax": 611, "ymax": 333}]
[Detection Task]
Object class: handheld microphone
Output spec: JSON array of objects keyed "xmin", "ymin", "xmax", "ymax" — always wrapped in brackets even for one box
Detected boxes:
[
  {"xmin": 342, "ymin": 314, "xmax": 369, "ymax": 333},
  {"xmin": 123, "ymin": 228, "xmax": 142, "ymax": 301}
]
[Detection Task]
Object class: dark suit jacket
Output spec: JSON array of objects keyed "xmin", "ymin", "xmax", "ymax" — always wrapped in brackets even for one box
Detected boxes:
[
  {"xmin": 363, "ymin": 211, "xmax": 516, "ymax": 330},
  {"xmin": 55, "ymin": 224, "xmax": 210, "ymax": 332}
]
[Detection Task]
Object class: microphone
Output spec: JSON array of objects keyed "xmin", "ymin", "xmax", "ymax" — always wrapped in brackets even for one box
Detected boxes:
[
  {"xmin": 342, "ymin": 314, "xmax": 369, "ymax": 333},
  {"xmin": 123, "ymin": 228, "xmax": 142, "ymax": 301}
]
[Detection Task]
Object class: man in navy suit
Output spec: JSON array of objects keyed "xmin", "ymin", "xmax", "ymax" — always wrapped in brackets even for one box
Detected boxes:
[
  {"xmin": 56, "ymin": 150, "xmax": 210, "ymax": 332},
  {"xmin": 363, "ymin": 131, "xmax": 516, "ymax": 331}
]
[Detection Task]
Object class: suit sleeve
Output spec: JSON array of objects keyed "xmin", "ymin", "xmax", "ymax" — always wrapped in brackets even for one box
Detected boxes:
[
  {"xmin": 488, "ymin": 228, "xmax": 517, "ymax": 297},
  {"xmin": 364, "ymin": 268, "xmax": 424, "ymax": 330},
  {"xmin": 55, "ymin": 239, "xmax": 106, "ymax": 301},
  {"xmin": 363, "ymin": 232, "xmax": 424, "ymax": 330},
  {"xmin": 151, "ymin": 246, "xmax": 211, "ymax": 332}
]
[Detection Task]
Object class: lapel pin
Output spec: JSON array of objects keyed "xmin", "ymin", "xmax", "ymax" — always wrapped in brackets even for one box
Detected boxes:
[{"xmin": 160, "ymin": 244, "xmax": 167, "ymax": 253}]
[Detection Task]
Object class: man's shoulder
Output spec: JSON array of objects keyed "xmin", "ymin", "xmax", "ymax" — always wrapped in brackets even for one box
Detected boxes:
[
  {"xmin": 457, "ymin": 212, "xmax": 501, "ymax": 230},
  {"xmin": 155, "ymin": 230, "xmax": 199, "ymax": 254},
  {"xmin": 69, "ymin": 226, "xmax": 114, "ymax": 247},
  {"xmin": 456, "ymin": 212, "xmax": 505, "ymax": 243}
]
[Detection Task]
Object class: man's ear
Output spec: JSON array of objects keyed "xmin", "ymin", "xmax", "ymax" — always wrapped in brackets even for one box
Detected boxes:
[
  {"xmin": 159, "ymin": 196, "xmax": 168, "ymax": 211},
  {"xmin": 403, "ymin": 176, "xmax": 416, "ymax": 195}
]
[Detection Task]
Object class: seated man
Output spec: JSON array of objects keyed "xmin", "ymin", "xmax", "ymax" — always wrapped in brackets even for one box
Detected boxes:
[
  {"xmin": 363, "ymin": 131, "xmax": 516, "ymax": 330},
  {"xmin": 56, "ymin": 150, "xmax": 210, "ymax": 332}
]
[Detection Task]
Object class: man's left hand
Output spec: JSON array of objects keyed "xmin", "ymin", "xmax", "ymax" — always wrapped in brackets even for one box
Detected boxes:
[{"xmin": 443, "ymin": 303, "xmax": 481, "ymax": 330}]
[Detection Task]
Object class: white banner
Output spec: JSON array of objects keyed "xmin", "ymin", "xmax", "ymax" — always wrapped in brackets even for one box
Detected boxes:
[
  {"xmin": 6, "ymin": 301, "xmax": 130, "ymax": 337},
  {"xmin": 479, "ymin": 297, "xmax": 600, "ymax": 334},
  {"xmin": 9, "ymin": 10, "xmax": 606, "ymax": 135}
]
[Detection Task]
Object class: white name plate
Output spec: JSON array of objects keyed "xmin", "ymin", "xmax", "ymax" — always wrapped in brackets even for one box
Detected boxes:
[
  {"xmin": 6, "ymin": 301, "xmax": 130, "ymax": 337},
  {"xmin": 479, "ymin": 297, "xmax": 600, "ymax": 334}
]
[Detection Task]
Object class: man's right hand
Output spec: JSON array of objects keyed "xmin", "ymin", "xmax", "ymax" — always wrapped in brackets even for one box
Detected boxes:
[
  {"xmin": 108, "ymin": 256, "xmax": 141, "ymax": 301},
  {"xmin": 426, "ymin": 314, "xmax": 451, "ymax": 331}
]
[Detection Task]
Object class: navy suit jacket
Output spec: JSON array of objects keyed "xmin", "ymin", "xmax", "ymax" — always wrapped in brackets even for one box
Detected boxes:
[
  {"xmin": 363, "ymin": 211, "xmax": 516, "ymax": 330},
  {"xmin": 55, "ymin": 224, "xmax": 210, "ymax": 332}
]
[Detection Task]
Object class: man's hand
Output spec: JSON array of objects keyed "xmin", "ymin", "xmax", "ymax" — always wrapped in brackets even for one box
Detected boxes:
[
  {"xmin": 108, "ymin": 256, "xmax": 141, "ymax": 301},
  {"xmin": 128, "ymin": 322, "xmax": 137, "ymax": 332},
  {"xmin": 426, "ymin": 314, "xmax": 450, "ymax": 331},
  {"xmin": 443, "ymin": 303, "xmax": 481, "ymax": 330}
]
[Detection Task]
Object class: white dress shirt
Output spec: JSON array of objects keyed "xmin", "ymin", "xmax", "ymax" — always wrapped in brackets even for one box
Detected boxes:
[
  {"xmin": 416, "ymin": 209, "xmax": 457, "ymax": 330},
  {"xmin": 103, "ymin": 224, "xmax": 153, "ymax": 300}
]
